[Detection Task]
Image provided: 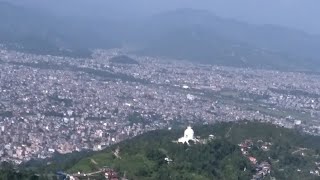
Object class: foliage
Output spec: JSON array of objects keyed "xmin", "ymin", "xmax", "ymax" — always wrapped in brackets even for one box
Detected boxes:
[
  {"xmin": 12, "ymin": 121, "xmax": 320, "ymax": 180},
  {"xmin": 0, "ymin": 162, "xmax": 40, "ymax": 180},
  {"xmin": 68, "ymin": 125, "xmax": 253, "ymax": 179}
]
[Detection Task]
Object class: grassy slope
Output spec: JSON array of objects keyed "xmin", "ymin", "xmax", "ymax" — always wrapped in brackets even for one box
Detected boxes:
[{"xmin": 68, "ymin": 121, "xmax": 320, "ymax": 180}]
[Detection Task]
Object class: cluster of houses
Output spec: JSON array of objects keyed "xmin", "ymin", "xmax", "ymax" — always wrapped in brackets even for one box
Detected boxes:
[
  {"xmin": 57, "ymin": 167, "xmax": 121, "ymax": 180},
  {"xmin": 310, "ymin": 162, "xmax": 320, "ymax": 176},
  {"xmin": 238, "ymin": 139, "xmax": 272, "ymax": 180},
  {"xmin": 252, "ymin": 162, "xmax": 272, "ymax": 180}
]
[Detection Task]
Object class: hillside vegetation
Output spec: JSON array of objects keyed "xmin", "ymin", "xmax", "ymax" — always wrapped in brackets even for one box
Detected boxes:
[
  {"xmin": 2, "ymin": 121, "xmax": 320, "ymax": 179},
  {"xmin": 61, "ymin": 121, "xmax": 320, "ymax": 180}
]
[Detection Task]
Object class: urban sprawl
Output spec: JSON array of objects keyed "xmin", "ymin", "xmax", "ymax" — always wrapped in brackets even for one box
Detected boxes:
[{"xmin": 1, "ymin": 46, "xmax": 320, "ymax": 164}]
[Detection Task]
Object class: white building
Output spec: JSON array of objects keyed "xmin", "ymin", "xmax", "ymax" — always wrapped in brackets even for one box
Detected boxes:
[
  {"xmin": 187, "ymin": 94, "xmax": 195, "ymax": 101},
  {"xmin": 294, "ymin": 120, "xmax": 302, "ymax": 125},
  {"xmin": 182, "ymin": 85, "xmax": 190, "ymax": 89},
  {"xmin": 178, "ymin": 126, "xmax": 196, "ymax": 145}
]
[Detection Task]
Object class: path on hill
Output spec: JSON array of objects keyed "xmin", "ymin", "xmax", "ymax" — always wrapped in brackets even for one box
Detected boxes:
[
  {"xmin": 292, "ymin": 148, "xmax": 308, "ymax": 155},
  {"xmin": 225, "ymin": 124, "xmax": 234, "ymax": 138},
  {"xmin": 90, "ymin": 158, "xmax": 98, "ymax": 165}
]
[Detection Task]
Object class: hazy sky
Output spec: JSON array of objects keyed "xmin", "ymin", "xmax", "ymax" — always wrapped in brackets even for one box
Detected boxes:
[{"xmin": 5, "ymin": 0, "xmax": 320, "ymax": 34}]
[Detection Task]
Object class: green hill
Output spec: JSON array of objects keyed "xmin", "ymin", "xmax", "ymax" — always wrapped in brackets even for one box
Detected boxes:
[
  {"xmin": 25, "ymin": 121, "xmax": 318, "ymax": 180},
  {"xmin": 0, "ymin": 162, "xmax": 40, "ymax": 180},
  {"xmin": 68, "ymin": 135, "xmax": 250, "ymax": 179}
]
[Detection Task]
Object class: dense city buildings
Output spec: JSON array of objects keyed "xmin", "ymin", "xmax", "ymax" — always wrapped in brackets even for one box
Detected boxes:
[{"xmin": 1, "ymin": 47, "xmax": 320, "ymax": 164}]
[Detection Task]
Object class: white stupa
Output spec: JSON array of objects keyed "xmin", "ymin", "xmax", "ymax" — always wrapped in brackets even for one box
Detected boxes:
[{"xmin": 178, "ymin": 126, "xmax": 195, "ymax": 145}]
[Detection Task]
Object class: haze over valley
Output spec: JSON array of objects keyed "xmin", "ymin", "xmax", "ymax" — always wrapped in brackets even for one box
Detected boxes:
[
  {"xmin": 1, "ymin": 1, "xmax": 320, "ymax": 71},
  {"xmin": 1, "ymin": 1, "xmax": 320, "ymax": 179}
]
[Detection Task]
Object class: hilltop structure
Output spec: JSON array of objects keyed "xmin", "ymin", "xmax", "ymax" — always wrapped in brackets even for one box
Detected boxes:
[{"xmin": 178, "ymin": 126, "xmax": 196, "ymax": 145}]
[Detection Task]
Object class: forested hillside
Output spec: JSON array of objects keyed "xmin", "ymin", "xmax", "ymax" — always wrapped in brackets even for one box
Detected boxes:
[{"xmin": 2, "ymin": 121, "xmax": 320, "ymax": 179}]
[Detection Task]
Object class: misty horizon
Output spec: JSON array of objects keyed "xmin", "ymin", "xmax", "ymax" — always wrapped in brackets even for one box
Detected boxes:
[{"xmin": 3, "ymin": 0, "xmax": 320, "ymax": 35}]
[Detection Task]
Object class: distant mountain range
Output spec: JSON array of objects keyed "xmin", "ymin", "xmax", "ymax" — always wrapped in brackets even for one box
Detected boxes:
[
  {"xmin": 1, "ymin": 2, "xmax": 320, "ymax": 71},
  {"xmin": 0, "ymin": 2, "xmax": 121, "ymax": 57},
  {"xmin": 134, "ymin": 9, "xmax": 320, "ymax": 71}
]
